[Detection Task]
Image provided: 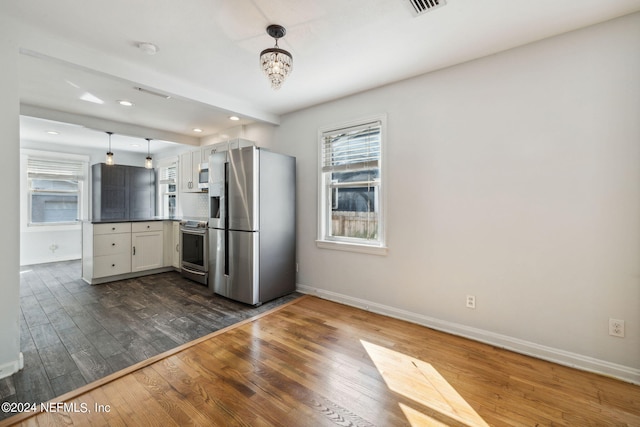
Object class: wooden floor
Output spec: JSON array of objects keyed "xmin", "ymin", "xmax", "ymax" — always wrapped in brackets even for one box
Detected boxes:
[
  {"xmin": 0, "ymin": 261, "xmax": 300, "ymax": 422},
  {"xmin": 2, "ymin": 295, "xmax": 639, "ymax": 426}
]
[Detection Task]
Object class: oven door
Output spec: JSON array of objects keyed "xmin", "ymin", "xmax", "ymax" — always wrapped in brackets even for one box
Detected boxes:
[{"xmin": 180, "ymin": 227, "xmax": 208, "ymax": 282}]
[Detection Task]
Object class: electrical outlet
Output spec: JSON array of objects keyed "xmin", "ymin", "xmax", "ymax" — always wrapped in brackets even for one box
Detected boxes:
[
  {"xmin": 466, "ymin": 295, "xmax": 476, "ymax": 309},
  {"xmin": 609, "ymin": 318, "xmax": 625, "ymax": 338}
]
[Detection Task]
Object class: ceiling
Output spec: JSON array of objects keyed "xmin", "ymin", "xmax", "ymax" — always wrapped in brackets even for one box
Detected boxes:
[{"xmin": 4, "ymin": 0, "xmax": 640, "ymax": 155}]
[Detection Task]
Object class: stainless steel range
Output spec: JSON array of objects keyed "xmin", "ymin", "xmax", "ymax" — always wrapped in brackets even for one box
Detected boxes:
[{"xmin": 179, "ymin": 219, "xmax": 208, "ymax": 285}]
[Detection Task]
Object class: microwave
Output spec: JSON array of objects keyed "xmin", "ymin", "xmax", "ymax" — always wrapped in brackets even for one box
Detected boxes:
[{"xmin": 198, "ymin": 163, "xmax": 209, "ymax": 190}]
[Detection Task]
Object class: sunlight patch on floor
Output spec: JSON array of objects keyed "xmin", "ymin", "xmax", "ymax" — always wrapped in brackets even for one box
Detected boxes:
[{"xmin": 361, "ymin": 340, "xmax": 489, "ymax": 427}]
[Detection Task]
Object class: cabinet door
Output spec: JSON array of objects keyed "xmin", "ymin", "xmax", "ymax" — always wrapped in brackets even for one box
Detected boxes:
[
  {"xmin": 93, "ymin": 164, "xmax": 129, "ymax": 220},
  {"xmin": 180, "ymin": 151, "xmax": 195, "ymax": 192},
  {"xmin": 131, "ymin": 232, "xmax": 164, "ymax": 272},
  {"xmin": 172, "ymin": 222, "xmax": 180, "ymax": 268},
  {"xmin": 129, "ymin": 167, "xmax": 156, "ymax": 220},
  {"xmin": 180, "ymin": 150, "xmax": 204, "ymax": 193}
]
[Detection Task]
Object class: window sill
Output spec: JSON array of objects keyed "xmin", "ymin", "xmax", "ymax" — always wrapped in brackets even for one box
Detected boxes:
[
  {"xmin": 24, "ymin": 223, "xmax": 81, "ymax": 232},
  {"xmin": 316, "ymin": 240, "xmax": 388, "ymax": 256}
]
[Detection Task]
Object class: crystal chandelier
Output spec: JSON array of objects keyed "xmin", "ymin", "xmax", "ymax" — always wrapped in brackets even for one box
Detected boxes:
[{"xmin": 260, "ymin": 25, "xmax": 293, "ymax": 90}]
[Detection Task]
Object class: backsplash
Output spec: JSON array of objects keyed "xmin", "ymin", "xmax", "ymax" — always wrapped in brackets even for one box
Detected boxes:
[{"xmin": 180, "ymin": 192, "xmax": 209, "ymax": 218}]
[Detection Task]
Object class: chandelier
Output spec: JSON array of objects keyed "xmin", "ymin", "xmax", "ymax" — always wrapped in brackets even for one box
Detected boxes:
[{"xmin": 260, "ymin": 25, "xmax": 293, "ymax": 90}]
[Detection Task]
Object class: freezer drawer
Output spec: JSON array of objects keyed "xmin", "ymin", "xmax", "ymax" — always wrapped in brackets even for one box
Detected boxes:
[{"xmin": 209, "ymin": 228, "xmax": 259, "ymax": 305}]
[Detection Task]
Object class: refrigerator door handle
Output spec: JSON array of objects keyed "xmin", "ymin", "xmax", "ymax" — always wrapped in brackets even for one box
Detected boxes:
[{"xmin": 224, "ymin": 161, "xmax": 230, "ymax": 276}]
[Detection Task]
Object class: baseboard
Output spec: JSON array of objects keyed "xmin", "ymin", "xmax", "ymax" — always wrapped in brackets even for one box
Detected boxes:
[
  {"xmin": 83, "ymin": 267, "xmax": 175, "ymax": 285},
  {"xmin": 0, "ymin": 352, "xmax": 23, "ymax": 380},
  {"xmin": 296, "ymin": 284, "xmax": 640, "ymax": 385},
  {"xmin": 20, "ymin": 255, "xmax": 80, "ymax": 266}
]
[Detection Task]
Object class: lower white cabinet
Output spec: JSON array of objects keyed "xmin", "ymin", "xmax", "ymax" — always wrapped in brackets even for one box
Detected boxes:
[
  {"xmin": 82, "ymin": 221, "xmax": 171, "ymax": 284},
  {"xmin": 172, "ymin": 221, "xmax": 180, "ymax": 268},
  {"xmin": 131, "ymin": 222, "xmax": 164, "ymax": 272},
  {"xmin": 91, "ymin": 223, "xmax": 132, "ymax": 279}
]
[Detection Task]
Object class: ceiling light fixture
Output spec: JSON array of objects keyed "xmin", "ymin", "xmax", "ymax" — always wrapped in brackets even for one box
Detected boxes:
[
  {"xmin": 105, "ymin": 131, "xmax": 114, "ymax": 165},
  {"xmin": 193, "ymin": 128, "xmax": 203, "ymax": 133},
  {"xmin": 46, "ymin": 131, "xmax": 59, "ymax": 135},
  {"xmin": 145, "ymin": 138, "xmax": 153, "ymax": 169},
  {"xmin": 118, "ymin": 100, "xmax": 134, "ymax": 107},
  {"xmin": 229, "ymin": 116, "xmax": 240, "ymax": 121},
  {"xmin": 260, "ymin": 24, "xmax": 293, "ymax": 90},
  {"xmin": 137, "ymin": 42, "xmax": 159, "ymax": 55},
  {"xmin": 133, "ymin": 86, "xmax": 171, "ymax": 99}
]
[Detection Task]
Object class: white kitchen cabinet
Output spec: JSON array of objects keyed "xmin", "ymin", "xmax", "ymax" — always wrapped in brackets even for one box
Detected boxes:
[
  {"xmin": 180, "ymin": 149, "xmax": 203, "ymax": 192},
  {"xmin": 83, "ymin": 222, "xmax": 132, "ymax": 280},
  {"xmin": 82, "ymin": 221, "xmax": 173, "ymax": 284},
  {"xmin": 131, "ymin": 222, "xmax": 164, "ymax": 272},
  {"xmin": 172, "ymin": 221, "xmax": 180, "ymax": 268},
  {"xmin": 201, "ymin": 145, "xmax": 216, "ymax": 162},
  {"xmin": 161, "ymin": 221, "xmax": 180, "ymax": 269}
]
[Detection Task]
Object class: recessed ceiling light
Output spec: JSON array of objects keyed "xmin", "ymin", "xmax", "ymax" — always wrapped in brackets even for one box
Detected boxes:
[
  {"xmin": 46, "ymin": 131, "xmax": 59, "ymax": 135},
  {"xmin": 229, "ymin": 116, "xmax": 240, "ymax": 121},
  {"xmin": 118, "ymin": 100, "xmax": 134, "ymax": 107},
  {"xmin": 193, "ymin": 128, "xmax": 203, "ymax": 133},
  {"xmin": 131, "ymin": 144, "xmax": 140, "ymax": 147}
]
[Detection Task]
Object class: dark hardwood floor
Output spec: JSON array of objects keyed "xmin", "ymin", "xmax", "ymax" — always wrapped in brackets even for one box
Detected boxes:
[{"xmin": 0, "ymin": 260, "xmax": 300, "ymax": 421}]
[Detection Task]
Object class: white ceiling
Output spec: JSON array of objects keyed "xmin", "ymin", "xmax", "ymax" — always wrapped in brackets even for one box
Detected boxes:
[{"xmin": 4, "ymin": 0, "xmax": 640, "ymax": 155}]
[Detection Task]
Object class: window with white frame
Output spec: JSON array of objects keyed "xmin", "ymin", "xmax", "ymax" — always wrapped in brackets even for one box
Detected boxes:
[
  {"xmin": 318, "ymin": 116, "xmax": 386, "ymax": 253},
  {"xmin": 157, "ymin": 158, "xmax": 178, "ymax": 218},
  {"xmin": 27, "ymin": 156, "xmax": 85, "ymax": 225}
]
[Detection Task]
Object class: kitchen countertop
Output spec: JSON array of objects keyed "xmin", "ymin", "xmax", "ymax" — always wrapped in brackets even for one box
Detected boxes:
[{"xmin": 84, "ymin": 217, "xmax": 182, "ymax": 224}]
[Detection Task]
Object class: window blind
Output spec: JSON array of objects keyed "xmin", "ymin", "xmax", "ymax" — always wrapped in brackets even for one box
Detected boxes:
[
  {"xmin": 159, "ymin": 162, "xmax": 177, "ymax": 184},
  {"xmin": 27, "ymin": 157, "xmax": 85, "ymax": 180},
  {"xmin": 322, "ymin": 121, "xmax": 381, "ymax": 173}
]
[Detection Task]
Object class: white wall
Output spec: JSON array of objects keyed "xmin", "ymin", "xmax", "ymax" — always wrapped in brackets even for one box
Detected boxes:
[
  {"xmin": 0, "ymin": 15, "xmax": 23, "ymax": 379},
  {"xmin": 266, "ymin": 13, "xmax": 640, "ymax": 382}
]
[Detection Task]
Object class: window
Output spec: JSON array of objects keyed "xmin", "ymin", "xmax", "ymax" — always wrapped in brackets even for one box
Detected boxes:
[
  {"xmin": 158, "ymin": 159, "xmax": 178, "ymax": 218},
  {"xmin": 318, "ymin": 116, "xmax": 386, "ymax": 254},
  {"xmin": 27, "ymin": 157, "xmax": 85, "ymax": 225}
]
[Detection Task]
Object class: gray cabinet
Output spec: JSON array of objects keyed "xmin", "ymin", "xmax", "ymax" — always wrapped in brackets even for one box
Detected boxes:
[{"xmin": 92, "ymin": 164, "xmax": 156, "ymax": 221}]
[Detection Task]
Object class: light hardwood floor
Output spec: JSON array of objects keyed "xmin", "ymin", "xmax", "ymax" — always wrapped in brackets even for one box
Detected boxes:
[{"xmin": 2, "ymin": 295, "xmax": 639, "ymax": 426}]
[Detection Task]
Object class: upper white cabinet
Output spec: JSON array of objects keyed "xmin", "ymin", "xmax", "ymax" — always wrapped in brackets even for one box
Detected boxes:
[
  {"xmin": 180, "ymin": 149, "xmax": 203, "ymax": 192},
  {"xmin": 180, "ymin": 143, "xmax": 244, "ymax": 193}
]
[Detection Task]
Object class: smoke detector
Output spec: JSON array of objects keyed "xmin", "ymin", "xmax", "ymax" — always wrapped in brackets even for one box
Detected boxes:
[{"xmin": 405, "ymin": 0, "xmax": 447, "ymax": 16}]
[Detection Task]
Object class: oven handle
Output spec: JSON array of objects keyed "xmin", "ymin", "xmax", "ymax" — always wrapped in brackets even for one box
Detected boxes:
[
  {"xmin": 181, "ymin": 265, "xmax": 207, "ymax": 276},
  {"xmin": 180, "ymin": 227, "xmax": 208, "ymax": 235}
]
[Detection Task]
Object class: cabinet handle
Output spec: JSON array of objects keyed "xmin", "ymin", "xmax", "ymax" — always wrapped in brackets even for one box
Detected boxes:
[
  {"xmin": 112, "ymin": 264, "xmax": 115, "ymax": 267},
  {"xmin": 176, "ymin": 244, "xmax": 179, "ymax": 252},
  {"xmin": 112, "ymin": 227, "xmax": 116, "ymax": 231},
  {"xmin": 147, "ymin": 225, "xmax": 150, "ymax": 229},
  {"xmin": 112, "ymin": 243, "xmax": 116, "ymax": 246},
  {"xmin": 133, "ymin": 246, "xmax": 136, "ymax": 255}
]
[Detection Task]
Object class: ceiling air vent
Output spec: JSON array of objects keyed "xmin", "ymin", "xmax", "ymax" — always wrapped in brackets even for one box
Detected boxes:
[{"xmin": 406, "ymin": 0, "xmax": 447, "ymax": 16}]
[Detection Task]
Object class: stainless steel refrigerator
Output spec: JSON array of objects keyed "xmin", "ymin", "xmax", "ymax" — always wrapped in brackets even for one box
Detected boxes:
[{"xmin": 208, "ymin": 144, "xmax": 296, "ymax": 305}]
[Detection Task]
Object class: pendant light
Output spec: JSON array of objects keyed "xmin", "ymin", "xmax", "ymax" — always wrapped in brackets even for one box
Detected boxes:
[
  {"xmin": 145, "ymin": 138, "xmax": 153, "ymax": 169},
  {"xmin": 259, "ymin": 24, "xmax": 293, "ymax": 90},
  {"xmin": 105, "ymin": 131, "xmax": 114, "ymax": 165}
]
